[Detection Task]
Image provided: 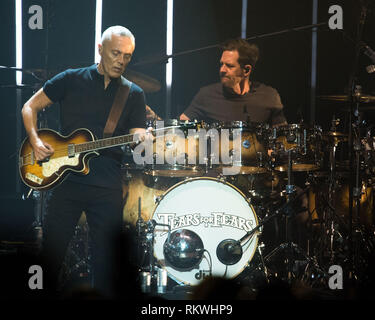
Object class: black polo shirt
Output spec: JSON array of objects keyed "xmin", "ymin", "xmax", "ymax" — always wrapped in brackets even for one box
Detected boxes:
[
  {"xmin": 43, "ymin": 64, "xmax": 146, "ymax": 189},
  {"xmin": 184, "ymin": 81, "xmax": 287, "ymax": 125}
]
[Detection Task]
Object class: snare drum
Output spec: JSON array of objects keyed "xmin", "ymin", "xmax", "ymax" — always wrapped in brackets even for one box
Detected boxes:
[
  {"xmin": 151, "ymin": 177, "xmax": 259, "ymax": 286},
  {"xmin": 270, "ymin": 124, "xmax": 323, "ymax": 172},
  {"xmin": 209, "ymin": 121, "xmax": 270, "ymax": 175},
  {"xmin": 146, "ymin": 119, "xmax": 206, "ymax": 177}
]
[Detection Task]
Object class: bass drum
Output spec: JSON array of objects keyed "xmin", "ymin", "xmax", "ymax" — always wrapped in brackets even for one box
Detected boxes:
[{"xmin": 151, "ymin": 177, "xmax": 259, "ymax": 286}]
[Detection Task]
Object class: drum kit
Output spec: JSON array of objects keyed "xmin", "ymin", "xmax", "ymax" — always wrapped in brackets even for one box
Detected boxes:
[
  {"xmin": 3, "ymin": 63, "xmax": 374, "ymax": 295},
  {"xmin": 121, "ymin": 109, "xmax": 375, "ymax": 295}
]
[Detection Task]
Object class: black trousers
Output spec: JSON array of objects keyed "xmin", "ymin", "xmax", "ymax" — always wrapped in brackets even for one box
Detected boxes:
[{"xmin": 41, "ymin": 180, "xmax": 123, "ymax": 298}]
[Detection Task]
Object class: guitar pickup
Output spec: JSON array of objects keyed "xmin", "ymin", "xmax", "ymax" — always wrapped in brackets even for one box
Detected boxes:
[
  {"xmin": 67, "ymin": 144, "xmax": 75, "ymax": 157},
  {"xmin": 25, "ymin": 172, "xmax": 43, "ymax": 185}
]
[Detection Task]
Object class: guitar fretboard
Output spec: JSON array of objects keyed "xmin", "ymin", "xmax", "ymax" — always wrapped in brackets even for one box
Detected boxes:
[{"xmin": 74, "ymin": 134, "xmax": 134, "ymax": 153}]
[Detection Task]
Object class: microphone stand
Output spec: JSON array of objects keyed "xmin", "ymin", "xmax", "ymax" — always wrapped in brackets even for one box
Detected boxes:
[{"xmin": 131, "ymin": 22, "xmax": 328, "ymax": 67}]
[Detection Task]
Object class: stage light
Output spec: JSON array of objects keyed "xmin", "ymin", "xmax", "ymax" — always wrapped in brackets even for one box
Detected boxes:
[
  {"xmin": 241, "ymin": 0, "xmax": 248, "ymax": 39},
  {"xmin": 166, "ymin": 0, "xmax": 173, "ymax": 117},
  {"xmin": 95, "ymin": 0, "xmax": 103, "ymax": 63},
  {"xmin": 15, "ymin": 0, "xmax": 22, "ymax": 85},
  {"xmin": 310, "ymin": 0, "xmax": 318, "ymax": 125}
]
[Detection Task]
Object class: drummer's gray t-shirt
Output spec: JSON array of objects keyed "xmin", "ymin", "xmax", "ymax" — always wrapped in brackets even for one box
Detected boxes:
[{"xmin": 183, "ymin": 81, "xmax": 286, "ymax": 126}]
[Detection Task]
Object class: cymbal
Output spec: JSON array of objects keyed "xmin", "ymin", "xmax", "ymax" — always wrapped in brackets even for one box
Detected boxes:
[
  {"xmin": 123, "ymin": 69, "xmax": 161, "ymax": 93},
  {"xmin": 0, "ymin": 84, "xmax": 38, "ymax": 89},
  {"xmin": 1, "ymin": 65, "xmax": 162, "ymax": 93},
  {"xmin": 0, "ymin": 65, "xmax": 48, "ymax": 74},
  {"xmin": 324, "ymin": 131, "xmax": 348, "ymax": 137},
  {"xmin": 318, "ymin": 94, "xmax": 375, "ymax": 103},
  {"xmin": 322, "ymin": 131, "xmax": 348, "ymax": 142}
]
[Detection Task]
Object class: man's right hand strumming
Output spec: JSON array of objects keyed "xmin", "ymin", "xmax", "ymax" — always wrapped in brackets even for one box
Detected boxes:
[{"xmin": 31, "ymin": 137, "xmax": 54, "ymax": 161}]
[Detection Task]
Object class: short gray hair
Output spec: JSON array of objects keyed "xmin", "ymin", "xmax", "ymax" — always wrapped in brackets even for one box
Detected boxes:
[{"xmin": 101, "ymin": 25, "xmax": 135, "ymax": 46}]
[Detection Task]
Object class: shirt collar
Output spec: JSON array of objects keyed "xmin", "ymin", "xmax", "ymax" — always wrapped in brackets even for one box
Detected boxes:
[{"xmin": 90, "ymin": 64, "xmax": 121, "ymax": 86}]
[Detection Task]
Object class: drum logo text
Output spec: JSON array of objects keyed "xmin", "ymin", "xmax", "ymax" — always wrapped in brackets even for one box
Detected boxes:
[{"xmin": 156, "ymin": 212, "xmax": 256, "ymax": 232}]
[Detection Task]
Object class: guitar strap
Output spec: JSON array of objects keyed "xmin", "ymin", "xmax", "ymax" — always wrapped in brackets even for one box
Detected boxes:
[{"xmin": 103, "ymin": 76, "xmax": 132, "ymax": 138}]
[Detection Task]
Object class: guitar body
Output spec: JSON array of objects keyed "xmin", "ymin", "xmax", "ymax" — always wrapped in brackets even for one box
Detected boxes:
[{"xmin": 19, "ymin": 128, "xmax": 98, "ymax": 190}]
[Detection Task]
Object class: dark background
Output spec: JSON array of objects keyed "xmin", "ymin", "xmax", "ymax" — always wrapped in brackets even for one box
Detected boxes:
[{"xmin": 0, "ymin": 0, "xmax": 374, "ymax": 239}]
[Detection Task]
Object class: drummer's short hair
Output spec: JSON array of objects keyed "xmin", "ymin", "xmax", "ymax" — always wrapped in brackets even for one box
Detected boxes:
[
  {"xmin": 221, "ymin": 38, "xmax": 259, "ymax": 68},
  {"xmin": 101, "ymin": 25, "xmax": 135, "ymax": 46}
]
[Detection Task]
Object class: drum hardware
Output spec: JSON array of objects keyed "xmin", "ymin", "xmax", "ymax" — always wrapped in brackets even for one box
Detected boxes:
[
  {"xmin": 344, "ymin": 81, "xmax": 371, "ymax": 278},
  {"xmin": 138, "ymin": 217, "xmax": 172, "ymax": 295},
  {"xmin": 135, "ymin": 197, "xmax": 148, "ymax": 267},
  {"xmin": 269, "ymin": 123, "xmax": 323, "ymax": 172},
  {"xmin": 163, "ymin": 229, "xmax": 205, "ymax": 270},
  {"xmin": 263, "ymin": 150, "xmax": 326, "ymax": 283}
]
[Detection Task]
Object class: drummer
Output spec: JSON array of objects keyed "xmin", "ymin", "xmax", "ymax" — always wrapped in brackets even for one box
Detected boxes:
[
  {"xmin": 179, "ymin": 38, "xmax": 311, "ymax": 249},
  {"xmin": 179, "ymin": 38, "xmax": 287, "ymax": 127}
]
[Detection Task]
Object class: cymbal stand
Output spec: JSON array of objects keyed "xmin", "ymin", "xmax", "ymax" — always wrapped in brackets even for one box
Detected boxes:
[
  {"xmin": 326, "ymin": 118, "xmax": 341, "ymax": 264},
  {"xmin": 351, "ymin": 86, "xmax": 365, "ymax": 278},
  {"xmin": 285, "ymin": 149, "xmax": 297, "ymax": 281},
  {"xmin": 345, "ymin": 1, "xmax": 368, "ymax": 280},
  {"xmin": 263, "ymin": 150, "xmax": 326, "ymax": 283}
]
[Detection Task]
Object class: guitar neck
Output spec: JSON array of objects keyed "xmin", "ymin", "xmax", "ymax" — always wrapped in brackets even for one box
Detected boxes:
[{"xmin": 74, "ymin": 133, "xmax": 134, "ymax": 154}]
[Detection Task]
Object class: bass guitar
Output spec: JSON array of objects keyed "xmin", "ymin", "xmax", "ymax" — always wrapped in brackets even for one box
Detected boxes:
[{"xmin": 19, "ymin": 128, "xmax": 138, "ymax": 190}]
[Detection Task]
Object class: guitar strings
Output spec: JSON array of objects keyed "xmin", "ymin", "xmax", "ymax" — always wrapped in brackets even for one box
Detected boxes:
[{"xmin": 21, "ymin": 125, "xmax": 190, "ymax": 161}]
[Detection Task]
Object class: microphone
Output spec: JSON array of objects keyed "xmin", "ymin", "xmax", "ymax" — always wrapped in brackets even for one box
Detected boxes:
[{"xmin": 216, "ymin": 239, "xmax": 243, "ymax": 265}]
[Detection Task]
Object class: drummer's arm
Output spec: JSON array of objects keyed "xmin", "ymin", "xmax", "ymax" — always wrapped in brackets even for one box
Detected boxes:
[
  {"xmin": 179, "ymin": 113, "xmax": 190, "ymax": 121},
  {"xmin": 146, "ymin": 105, "xmax": 161, "ymax": 120}
]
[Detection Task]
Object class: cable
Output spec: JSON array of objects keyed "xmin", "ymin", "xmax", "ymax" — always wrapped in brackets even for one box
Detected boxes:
[{"xmin": 203, "ymin": 249, "xmax": 212, "ymax": 276}]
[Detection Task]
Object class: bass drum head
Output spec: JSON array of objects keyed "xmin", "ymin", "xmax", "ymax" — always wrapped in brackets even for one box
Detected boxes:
[{"xmin": 152, "ymin": 177, "xmax": 259, "ymax": 286}]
